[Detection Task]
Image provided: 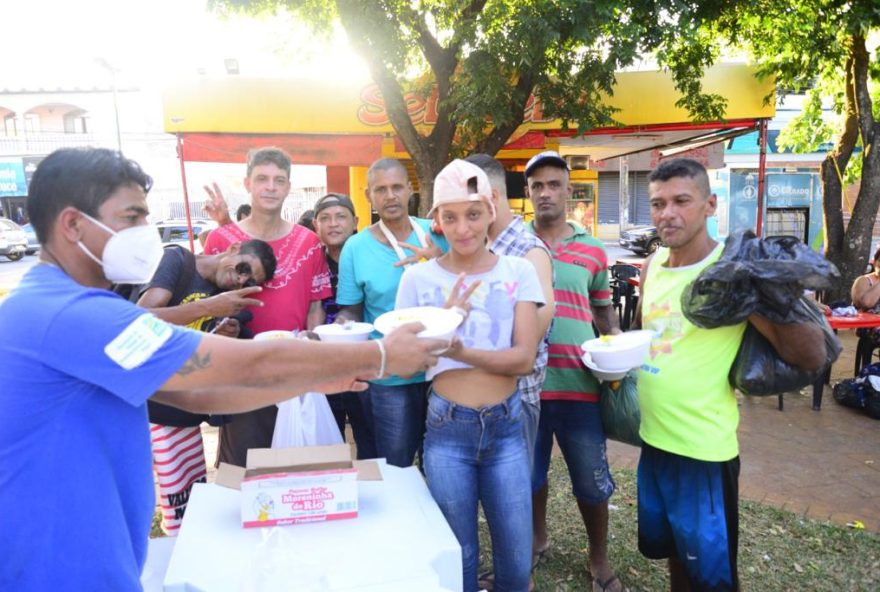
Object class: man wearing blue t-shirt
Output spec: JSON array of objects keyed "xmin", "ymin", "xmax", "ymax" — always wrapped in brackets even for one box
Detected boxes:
[
  {"xmin": 0, "ymin": 148, "xmax": 444, "ymax": 591},
  {"xmin": 336, "ymin": 158, "xmax": 448, "ymax": 468}
]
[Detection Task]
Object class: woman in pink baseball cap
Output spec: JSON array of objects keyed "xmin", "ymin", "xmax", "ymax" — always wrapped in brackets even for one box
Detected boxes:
[{"xmin": 395, "ymin": 159, "xmax": 545, "ymax": 592}]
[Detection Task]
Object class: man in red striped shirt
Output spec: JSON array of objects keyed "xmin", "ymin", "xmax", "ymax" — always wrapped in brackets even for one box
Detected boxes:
[{"xmin": 526, "ymin": 151, "xmax": 623, "ymax": 592}]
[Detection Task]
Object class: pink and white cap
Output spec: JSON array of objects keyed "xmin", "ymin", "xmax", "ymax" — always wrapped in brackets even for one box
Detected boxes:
[{"xmin": 428, "ymin": 159, "xmax": 495, "ymax": 219}]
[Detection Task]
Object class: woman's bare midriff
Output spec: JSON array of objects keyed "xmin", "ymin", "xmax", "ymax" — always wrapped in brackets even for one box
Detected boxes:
[{"xmin": 431, "ymin": 368, "xmax": 517, "ymax": 408}]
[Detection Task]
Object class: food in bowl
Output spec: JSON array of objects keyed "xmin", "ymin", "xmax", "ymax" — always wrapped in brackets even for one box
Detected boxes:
[
  {"xmin": 313, "ymin": 322, "xmax": 374, "ymax": 343},
  {"xmin": 580, "ymin": 330, "xmax": 653, "ymax": 370},
  {"xmin": 374, "ymin": 306, "xmax": 464, "ymax": 343},
  {"xmin": 254, "ymin": 330, "xmax": 297, "ymax": 341}
]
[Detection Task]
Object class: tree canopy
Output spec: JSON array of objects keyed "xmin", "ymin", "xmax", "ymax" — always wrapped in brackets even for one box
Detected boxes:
[
  {"xmin": 674, "ymin": 0, "xmax": 880, "ymax": 300},
  {"xmin": 211, "ymin": 0, "xmax": 725, "ymax": 210}
]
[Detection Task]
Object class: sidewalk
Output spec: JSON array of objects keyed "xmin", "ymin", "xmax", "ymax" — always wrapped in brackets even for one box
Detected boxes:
[{"xmin": 192, "ymin": 331, "xmax": 880, "ymax": 533}]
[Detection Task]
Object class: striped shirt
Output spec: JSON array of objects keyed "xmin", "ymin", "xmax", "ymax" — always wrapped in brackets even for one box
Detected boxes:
[
  {"xmin": 490, "ymin": 216, "xmax": 552, "ymax": 407},
  {"xmin": 528, "ymin": 221, "xmax": 611, "ymax": 403}
]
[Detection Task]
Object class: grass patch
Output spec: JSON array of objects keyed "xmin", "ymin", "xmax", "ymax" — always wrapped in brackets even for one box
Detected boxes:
[
  {"xmin": 152, "ymin": 456, "xmax": 880, "ymax": 590},
  {"xmin": 480, "ymin": 459, "xmax": 880, "ymax": 591}
]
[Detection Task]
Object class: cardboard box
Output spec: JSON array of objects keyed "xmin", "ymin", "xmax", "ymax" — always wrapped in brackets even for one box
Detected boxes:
[{"xmin": 215, "ymin": 444, "xmax": 382, "ymax": 528}]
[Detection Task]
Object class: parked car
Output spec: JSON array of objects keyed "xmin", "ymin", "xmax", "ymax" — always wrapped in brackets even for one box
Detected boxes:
[
  {"xmin": 0, "ymin": 218, "xmax": 28, "ymax": 261},
  {"xmin": 619, "ymin": 226, "xmax": 662, "ymax": 255},
  {"xmin": 21, "ymin": 223, "xmax": 39, "ymax": 255},
  {"xmin": 155, "ymin": 219, "xmax": 216, "ymax": 254}
]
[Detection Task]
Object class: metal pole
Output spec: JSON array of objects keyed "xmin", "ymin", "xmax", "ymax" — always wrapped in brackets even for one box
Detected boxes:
[
  {"xmin": 756, "ymin": 119, "xmax": 768, "ymax": 237},
  {"xmin": 111, "ymin": 68, "xmax": 122, "ymax": 152},
  {"xmin": 619, "ymin": 156, "xmax": 630, "ymax": 233},
  {"xmin": 176, "ymin": 133, "xmax": 196, "ymax": 252}
]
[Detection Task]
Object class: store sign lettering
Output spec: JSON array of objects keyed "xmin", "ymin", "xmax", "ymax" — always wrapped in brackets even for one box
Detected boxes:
[{"xmin": 0, "ymin": 158, "xmax": 27, "ymax": 197}]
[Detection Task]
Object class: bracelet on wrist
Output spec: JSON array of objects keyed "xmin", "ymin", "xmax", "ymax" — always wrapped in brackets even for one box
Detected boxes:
[{"xmin": 374, "ymin": 339, "xmax": 387, "ymax": 379}]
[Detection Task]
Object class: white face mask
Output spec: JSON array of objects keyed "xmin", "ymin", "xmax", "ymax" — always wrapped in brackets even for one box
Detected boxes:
[{"xmin": 77, "ymin": 213, "xmax": 164, "ymax": 284}]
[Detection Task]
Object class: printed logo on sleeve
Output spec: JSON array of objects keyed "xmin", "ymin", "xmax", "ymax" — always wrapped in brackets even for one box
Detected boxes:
[{"xmin": 104, "ymin": 314, "xmax": 173, "ymax": 370}]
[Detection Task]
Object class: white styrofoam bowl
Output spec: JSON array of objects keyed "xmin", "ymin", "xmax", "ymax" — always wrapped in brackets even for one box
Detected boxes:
[
  {"xmin": 374, "ymin": 306, "xmax": 464, "ymax": 343},
  {"xmin": 580, "ymin": 330, "xmax": 653, "ymax": 370},
  {"xmin": 313, "ymin": 322, "xmax": 374, "ymax": 343},
  {"xmin": 581, "ymin": 352, "xmax": 630, "ymax": 381}
]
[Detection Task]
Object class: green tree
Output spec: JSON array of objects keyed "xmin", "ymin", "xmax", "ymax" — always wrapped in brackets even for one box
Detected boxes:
[
  {"xmin": 211, "ymin": 0, "xmax": 723, "ymax": 212},
  {"xmin": 681, "ymin": 1, "xmax": 880, "ymax": 301}
]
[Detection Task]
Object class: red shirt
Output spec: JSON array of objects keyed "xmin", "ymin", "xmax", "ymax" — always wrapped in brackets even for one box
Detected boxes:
[{"xmin": 204, "ymin": 223, "xmax": 332, "ymax": 334}]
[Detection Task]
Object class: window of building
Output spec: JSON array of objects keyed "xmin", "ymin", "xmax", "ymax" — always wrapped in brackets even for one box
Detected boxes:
[
  {"xmin": 3, "ymin": 114, "xmax": 17, "ymax": 136},
  {"xmin": 23, "ymin": 113, "xmax": 40, "ymax": 133},
  {"xmin": 63, "ymin": 110, "xmax": 90, "ymax": 134}
]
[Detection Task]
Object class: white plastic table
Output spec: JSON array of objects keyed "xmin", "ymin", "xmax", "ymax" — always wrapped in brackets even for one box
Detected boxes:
[{"xmin": 162, "ymin": 461, "xmax": 462, "ymax": 591}]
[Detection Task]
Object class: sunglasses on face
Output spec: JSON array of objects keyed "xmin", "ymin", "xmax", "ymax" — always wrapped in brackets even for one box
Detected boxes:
[{"xmin": 235, "ymin": 261, "xmax": 258, "ymax": 288}]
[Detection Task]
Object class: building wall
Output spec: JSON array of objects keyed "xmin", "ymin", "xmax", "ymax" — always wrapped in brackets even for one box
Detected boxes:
[{"xmin": 0, "ymin": 88, "xmax": 326, "ymax": 224}]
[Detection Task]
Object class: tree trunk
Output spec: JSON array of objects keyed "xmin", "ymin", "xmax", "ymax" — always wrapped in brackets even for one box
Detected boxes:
[{"xmin": 821, "ymin": 35, "xmax": 877, "ymax": 303}]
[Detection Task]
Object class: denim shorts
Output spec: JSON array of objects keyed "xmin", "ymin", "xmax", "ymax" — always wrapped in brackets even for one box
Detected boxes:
[{"xmin": 531, "ymin": 399, "xmax": 615, "ymax": 504}]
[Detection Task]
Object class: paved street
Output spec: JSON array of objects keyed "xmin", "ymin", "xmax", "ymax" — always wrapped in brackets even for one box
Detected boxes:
[{"xmin": 0, "ymin": 255, "xmax": 38, "ymax": 294}]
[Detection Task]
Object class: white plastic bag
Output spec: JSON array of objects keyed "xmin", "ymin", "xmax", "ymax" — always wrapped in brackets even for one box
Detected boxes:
[{"xmin": 272, "ymin": 392, "xmax": 344, "ymax": 448}]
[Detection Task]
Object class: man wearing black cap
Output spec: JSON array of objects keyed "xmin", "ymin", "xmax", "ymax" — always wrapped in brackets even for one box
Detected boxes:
[
  {"xmin": 526, "ymin": 150, "xmax": 623, "ymax": 592},
  {"xmin": 313, "ymin": 193, "xmax": 377, "ymax": 459}
]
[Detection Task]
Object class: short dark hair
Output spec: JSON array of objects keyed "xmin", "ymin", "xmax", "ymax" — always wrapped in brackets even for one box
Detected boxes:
[
  {"xmin": 235, "ymin": 204, "xmax": 252, "ymax": 221},
  {"xmin": 246, "ymin": 147, "xmax": 291, "ymax": 177},
  {"xmin": 648, "ymin": 158, "xmax": 711, "ymax": 196},
  {"xmin": 465, "ymin": 153, "xmax": 507, "ymax": 196},
  {"xmin": 297, "ymin": 209, "xmax": 315, "ymax": 232},
  {"xmin": 872, "ymin": 245, "xmax": 880, "ymax": 263},
  {"xmin": 367, "ymin": 158, "xmax": 408, "ymax": 187},
  {"xmin": 239, "ymin": 239, "xmax": 277, "ymax": 282},
  {"xmin": 27, "ymin": 148, "xmax": 153, "ymax": 243}
]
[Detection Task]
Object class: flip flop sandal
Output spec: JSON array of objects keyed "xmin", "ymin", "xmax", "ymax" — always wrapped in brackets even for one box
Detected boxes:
[
  {"xmin": 477, "ymin": 574, "xmax": 537, "ymax": 592},
  {"xmin": 478, "ymin": 549, "xmax": 547, "ymax": 592},
  {"xmin": 592, "ymin": 574, "xmax": 622, "ymax": 592},
  {"xmin": 531, "ymin": 547, "xmax": 549, "ymax": 571}
]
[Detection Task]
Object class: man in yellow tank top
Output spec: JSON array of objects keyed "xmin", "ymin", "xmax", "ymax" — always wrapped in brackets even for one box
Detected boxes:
[{"xmin": 634, "ymin": 158, "xmax": 827, "ymax": 592}]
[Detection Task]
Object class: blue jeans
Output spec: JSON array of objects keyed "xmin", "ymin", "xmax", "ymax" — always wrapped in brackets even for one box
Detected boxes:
[
  {"xmin": 367, "ymin": 381, "xmax": 428, "ymax": 468},
  {"xmin": 425, "ymin": 390, "xmax": 532, "ymax": 592},
  {"xmin": 327, "ymin": 390, "xmax": 377, "ymax": 460}
]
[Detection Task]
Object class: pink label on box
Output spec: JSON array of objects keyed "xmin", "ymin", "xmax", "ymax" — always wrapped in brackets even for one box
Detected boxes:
[{"xmin": 243, "ymin": 511, "xmax": 358, "ymax": 528}]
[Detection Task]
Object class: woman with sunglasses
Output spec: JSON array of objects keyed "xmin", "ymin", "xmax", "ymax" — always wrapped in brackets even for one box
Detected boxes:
[{"xmin": 395, "ymin": 160, "xmax": 544, "ymax": 592}]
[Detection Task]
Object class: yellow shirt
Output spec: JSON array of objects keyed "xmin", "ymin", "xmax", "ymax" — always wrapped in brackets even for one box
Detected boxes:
[{"xmin": 638, "ymin": 244, "xmax": 746, "ymax": 461}]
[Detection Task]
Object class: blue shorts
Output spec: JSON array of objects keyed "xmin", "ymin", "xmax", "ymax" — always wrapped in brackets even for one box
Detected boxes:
[
  {"xmin": 531, "ymin": 400, "xmax": 615, "ymax": 503},
  {"xmin": 638, "ymin": 442, "xmax": 740, "ymax": 591}
]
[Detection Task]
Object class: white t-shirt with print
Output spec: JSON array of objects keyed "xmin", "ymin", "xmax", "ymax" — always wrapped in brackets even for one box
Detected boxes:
[{"xmin": 395, "ymin": 255, "xmax": 545, "ymax": 380}]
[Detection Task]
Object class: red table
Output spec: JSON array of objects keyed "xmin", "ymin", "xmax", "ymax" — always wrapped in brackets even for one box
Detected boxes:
[
  {"xmin": 826, "ymin": 312, "xmax": 880, "ymax": 331},
  {"xmin": 812, "ymin": 312, "xmax": 880, "ymax": 410}
]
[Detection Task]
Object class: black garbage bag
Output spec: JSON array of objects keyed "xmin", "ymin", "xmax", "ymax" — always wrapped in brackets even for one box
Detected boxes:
[
  {"xmin": 864, "ymin": 390, "xmax": 880, "ymax": 420},
  {"xmin": 729, "ymin": 298, "xmax": 842, "ymax": 396},
  {"xmin": 682, "ymin": 230, "xmax": 840, "ymax": 328},
  {"xmin": 599, "ymin": 371, "xmax": 641, "ymax": 447},
  {"xmin": 832, "ymin": 379, "xmax": 866, "ymax": 409},
  {"xmin": 856, "ymin": 363, "xmax": 880, "ymax": 420}
]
